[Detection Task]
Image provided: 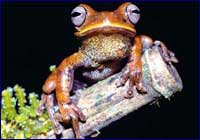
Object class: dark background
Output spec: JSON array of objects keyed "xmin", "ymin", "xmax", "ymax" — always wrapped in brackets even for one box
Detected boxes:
[{"xmin": 2, "ymin": 2, "xmax": 198, "ymax": 138}]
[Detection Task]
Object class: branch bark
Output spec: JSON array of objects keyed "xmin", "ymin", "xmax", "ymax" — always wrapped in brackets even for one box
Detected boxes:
[{"xmin": 37, "ymin": 46, "xmax": 183, "ymax": 139}]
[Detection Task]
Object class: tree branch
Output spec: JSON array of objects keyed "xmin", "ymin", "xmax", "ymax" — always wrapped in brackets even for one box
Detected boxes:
[{"xmin": 37, "ymin": 46, "xmax": 183, "ymax": 139}]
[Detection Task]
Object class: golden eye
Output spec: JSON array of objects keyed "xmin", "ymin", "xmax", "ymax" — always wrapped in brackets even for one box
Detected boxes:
[
  {"xmin": 71, "ymin": 6, "xmax": 87, "ymax": 27},
  {"xmin": 126, "ymin": 4, "xmax": 140, "ymax": 24}
]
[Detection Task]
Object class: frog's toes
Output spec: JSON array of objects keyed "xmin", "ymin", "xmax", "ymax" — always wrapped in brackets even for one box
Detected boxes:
[
  {"xmin": 124, "ymin": 90, "xmax": 134, "ymax": 99},
  {"xmin": 53, "ymin": 122, "xmax": 64, "ymax": 135},
  {"xmin": 135, "ymin": 82, "xmax": 147, "ymax": 94}
]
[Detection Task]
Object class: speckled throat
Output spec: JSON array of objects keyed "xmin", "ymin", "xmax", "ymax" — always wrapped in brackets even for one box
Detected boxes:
[{"xmin": 80, "ymin": 34, "xmax": 132, "ymax": 63}]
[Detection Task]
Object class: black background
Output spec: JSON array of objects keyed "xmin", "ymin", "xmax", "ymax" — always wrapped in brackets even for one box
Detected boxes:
[{"xmin": 2, "ymin": 2, "xmax": 198, "ymax": 138}]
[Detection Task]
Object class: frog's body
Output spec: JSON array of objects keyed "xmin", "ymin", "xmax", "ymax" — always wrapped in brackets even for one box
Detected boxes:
[
  {"xmin": 80, "ymin": 34, "xmax": 130, "ymax": 81},
  {"xmin": 37, "ymin": 3, "xmax": 178, "ymax": 138}
]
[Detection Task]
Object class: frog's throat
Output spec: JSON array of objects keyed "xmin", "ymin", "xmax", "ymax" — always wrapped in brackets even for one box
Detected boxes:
[{"xmin": 80, "ymin": 34, "xmax": 131, "ymax": 63}]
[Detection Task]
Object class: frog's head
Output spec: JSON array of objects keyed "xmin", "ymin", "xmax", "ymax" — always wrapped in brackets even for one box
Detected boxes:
[{"xmin": 71, "ymin": 3, "xmax": 140, "ymax": 38}]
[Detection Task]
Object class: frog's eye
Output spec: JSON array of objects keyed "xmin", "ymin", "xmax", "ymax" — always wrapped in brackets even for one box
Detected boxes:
[
  {"xmin": 126, "ymin": 4, "xmax": 140, "ymax": 24},
  {"xmin": 71, "ymin": 6, "xmax": 87, "ymax": 27}
]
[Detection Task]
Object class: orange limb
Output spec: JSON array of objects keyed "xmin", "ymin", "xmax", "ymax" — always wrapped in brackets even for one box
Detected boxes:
[
  {"xmin": 37, "ymin": 51, "xmax": 88, "ymax": 138},
  {"xmin": 116, "ymin": 35, "xmax": 153, "ymax": 97}
]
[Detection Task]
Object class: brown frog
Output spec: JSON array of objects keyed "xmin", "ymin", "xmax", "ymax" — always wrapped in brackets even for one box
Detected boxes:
[{"xmin": 37, "ymin": 3, "xmax": 178, "ymax": 138}]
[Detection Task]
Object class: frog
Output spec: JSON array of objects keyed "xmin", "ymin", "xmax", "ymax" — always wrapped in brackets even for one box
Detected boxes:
[{"xmin": 36, "ymin": 3, "xmax": 178, "ymax": 138}]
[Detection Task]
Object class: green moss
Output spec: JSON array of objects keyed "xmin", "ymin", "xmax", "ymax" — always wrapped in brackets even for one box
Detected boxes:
[{"xmin": 1, "ymin": 85, "xmax": 52, "ymax": 138}]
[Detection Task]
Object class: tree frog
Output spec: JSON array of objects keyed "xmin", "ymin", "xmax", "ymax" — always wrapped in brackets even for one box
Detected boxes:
[{"xmin": 37, "ymin": 3, "xmax": 177, "ymax": 138}]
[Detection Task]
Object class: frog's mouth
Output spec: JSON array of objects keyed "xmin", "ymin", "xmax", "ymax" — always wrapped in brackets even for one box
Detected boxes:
[{"xmin": 75, "ymin": 24, "xmax": 136, "ymax": 37}]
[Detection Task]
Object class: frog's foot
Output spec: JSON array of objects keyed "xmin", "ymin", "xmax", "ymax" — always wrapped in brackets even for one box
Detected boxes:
[
  {"xmin": 115, "ymin": 64, "xmax": 146, "ymax": 98},
  {"xmin": 115, "ymin": 68, "xmax": 129, "ymax": 88},
  {"xmin": 115, "ymin": 72, "xmax": 135, "ymax": 99},
  {"xmin": 46, "ymin": 94, "xmax": 64, "ymax": 134},
  {"xmin": 128, "ymin": 65, "xmax": 147, "ymax": 94},
  {"xmin": 36, "ymin": 93, "xmax": 64, "ymax": 134},
  {"xmin": 124, "ymin": 90, "xmax": 134, "ymax": 98},
  {"xmin": 154, "ymin": 40, "xmax": 178, "ymax": 64},
  {"xmin": 124, "ymin": 83, "xmax": 147, "ymax": 99},
  {"xmin": 58, "ymin": 102, "xmax": 86, "ymax": 138}
]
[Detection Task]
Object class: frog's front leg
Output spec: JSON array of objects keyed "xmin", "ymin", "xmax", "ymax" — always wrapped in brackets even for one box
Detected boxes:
[
  {"xmin": 56, "ymin": 51, "xmax": 89, "ymax": 138},
  {"xmin": 37, "ymin": 51, "xmax": 88, "ymax": 138},
  {"xmin": 116, "ymin": 35, "xmax": 153, "ymax": 98},
  {"xmin": 116, "ymin": 35, "xmax": 178, "ymax": 98}
]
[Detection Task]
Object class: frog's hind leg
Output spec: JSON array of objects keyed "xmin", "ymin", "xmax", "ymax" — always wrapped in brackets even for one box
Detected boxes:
[
  {"xmin": 37, "ymin": 93, "xmax": 64, "ymax": 134},
  {"xmin": 46, "ymin": 94, "xmax": 64, "ymax": 134},
  {"xmin": 154, "ymin": 40, "xmax": 178, "ymax": 63},
  {"xmin": 36, "ymin": 93, "xmax": 47, "ymax": 115},
  {"xmin": 141, "ymin": 35, "xmax": 178, "ymax": 63},
  {"xmin": 141, "ymin": 35, "xmax": 154, "ymax": 53}
]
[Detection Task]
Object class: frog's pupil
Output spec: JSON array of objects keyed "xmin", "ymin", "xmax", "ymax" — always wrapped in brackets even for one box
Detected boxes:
[
  {"xmin": 131, "ymin": 10, "xmax": 140, "ymax": 14},
  {"xmin": 71, "ymin": 12, "xmax": 81, "ymax": 17}
]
